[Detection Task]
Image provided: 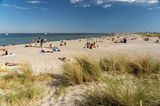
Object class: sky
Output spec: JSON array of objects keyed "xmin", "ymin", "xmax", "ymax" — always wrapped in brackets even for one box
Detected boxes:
[{"xmin": 0, "ymin": 0, "xmax": 160, "ymax": 33}]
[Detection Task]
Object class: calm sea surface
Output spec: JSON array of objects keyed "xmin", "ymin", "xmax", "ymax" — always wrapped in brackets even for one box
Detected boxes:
[{"xmin": 0, "ymin": 33, "xmax": 110, "ymax": 46}]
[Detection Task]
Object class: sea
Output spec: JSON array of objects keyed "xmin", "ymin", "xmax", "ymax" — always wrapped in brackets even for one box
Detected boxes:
[{"xmin": 0, "ymin": 33, "xmax": 111, "ymax": 46}]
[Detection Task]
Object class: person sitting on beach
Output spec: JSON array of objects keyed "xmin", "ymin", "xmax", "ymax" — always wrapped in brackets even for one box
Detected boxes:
[
  {"xmin": 1, "ymin": 49, "xmax": 9, "ymax": 56},
  {"xmin": 89, "ymin": 43, "xmax": 93, "ymax": 49},
  {"xmin": 49, "ymin": 44, "xmax": 53, "ymax": 48},
  {"xmin": 91, "ymin": 42, "xmax": 96, "ymax": 48},
  {"xmin": 60, "ymin": 40, "xmax": 67, "ymax": 46},
  {"xmin": 63, "ymin": 40, "xmax": 66, "ymax": 46},
  {"xmin": 60, "ymin": 42, "xmax": 63, "ymax": 46},
  {"xmin": 84, "ymin": 41, "xmax": 99, "ymax": 49},
  {"xmin": 53, "ymin": 46, "xmax": 60, "ymax": 52},
  {"xmin": 143, "ymin": 37, "xmax": 149, "ymax": 41},
  {"xmin": 89, "ymin": 42, "xmax": 99, "ymax": 49}
]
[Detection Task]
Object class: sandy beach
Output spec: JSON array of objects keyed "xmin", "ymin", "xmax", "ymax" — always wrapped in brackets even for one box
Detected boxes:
[{"xmin": 0, "ymin": 34, "xmax": 160, "ymax": 74}]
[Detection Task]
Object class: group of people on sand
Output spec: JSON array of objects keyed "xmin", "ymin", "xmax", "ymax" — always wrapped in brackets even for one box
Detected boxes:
[
  {"xmin": 25, "ymin": 37, "xmax": 47, "ymax": 48},
  {"xmin": 111, "ymin": 35, "xmax": 160, "ymax": 44},
  {"xmin": 24, "ymin": 37, "xmax": 65, "ymax": 53},
  {"xmin": 85, "ymin": 41, "xmax": 99, "ymax": 49},
  {"xmin": 112, "ymin": 37, "xmax": 127, "ymax": 43},
  {"xmin": 41, "ymin": 40, "xmax": 66, "ymax": 53}
]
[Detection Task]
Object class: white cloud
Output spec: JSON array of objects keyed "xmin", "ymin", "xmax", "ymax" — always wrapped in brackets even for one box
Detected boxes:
[
  {"xmin": 109, "ymin": 0, "xmax": 159, "ymax": 4},
  {"xmin": 96, "ymin": 0, "xmax": 104, "ymax": 5},
  {"xmin": 70, "ymin": 0, "xmax": 84, "ymax": 4},
  {"xmin": 70, "ymin": 0, "xmax": 160, "ymax": 8},
  {"xmin": 1, "ymin": 3, "xmax": 29, "ymax": 10},
  {"xmin": 103, "ymin": 4, "xmax": 112, "ymax": 8},
  {"xmin": 25, "ymin": 0, "xmax": 48, "ymax": 4}
]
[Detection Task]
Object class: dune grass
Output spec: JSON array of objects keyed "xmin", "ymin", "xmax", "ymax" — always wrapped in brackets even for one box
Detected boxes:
[
  {"xmin": 81, "ymin": 75, "xmax": 160, "ymax": 106},
  {"xmin": 62, "ymin": 55, "xmax": 160, "ymax": 106},
  {"xmin": 0, "ymin": 86, "xmax": 42, "ymax": 106},
  {"xmin": 99, "ymin": 56, "xmax": 160, "ymax": 76},
  {"xmin": 62, "ymin": 55, "xmax": 160, "ymax": 85},
  {"xmin": 0, "ymin": 64, "xmax": 53, "ymax": 106},
  {"xmin": 63, "ymin": 56, "xmax": 102, "ymax": 85}
]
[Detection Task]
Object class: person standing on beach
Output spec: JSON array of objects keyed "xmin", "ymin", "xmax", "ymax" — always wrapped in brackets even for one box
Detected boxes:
[
  {"xmin": 40, "ymin": 38, "xmax": 44, "ymax": 48},
  {"xmin": 37, "ymin": 37, "xmax": 41, "ymax": 43}
]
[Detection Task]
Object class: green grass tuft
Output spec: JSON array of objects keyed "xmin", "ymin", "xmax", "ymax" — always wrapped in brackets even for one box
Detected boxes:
[
  {"xmin": 100, "ymin": 56, "xmax": 160, "ymax": 76},
  {"xmin": 0, "ymin": 64, "xmax": 53, "ymax": 105},
  {"xmin": 63, "ymin": 56, "xmax": 102, "ymax": 85}
]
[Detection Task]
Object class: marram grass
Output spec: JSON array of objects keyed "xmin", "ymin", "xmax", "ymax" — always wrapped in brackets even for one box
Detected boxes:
[
  {"xmin": 63, "ymin": 56, "xmax": 102, "ymax": 85},
  {"xmin": 62, "ymin": 55, "xmax": 160, "ymax": 106},
  {"xmin": 80, "ymin": 75, "xmax": 160, "ymax": 106},
  {"xmin": 0, "ymin": 64, "xmax": 53, "ymax": 106},
  {"xmin": 99, "ymin": 56, "xmax": 160, "ymax": 76}
]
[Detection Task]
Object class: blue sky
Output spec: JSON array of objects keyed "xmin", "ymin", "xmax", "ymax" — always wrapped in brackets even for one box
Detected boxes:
[{"xmin": 0, "ymin": 0, "xmax": 160, "ymax": 33}]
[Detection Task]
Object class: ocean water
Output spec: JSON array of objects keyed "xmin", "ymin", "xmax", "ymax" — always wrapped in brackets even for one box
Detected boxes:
[{"xmin": 0, "ymin": 33, "xmax": 110, "ymax": 46}]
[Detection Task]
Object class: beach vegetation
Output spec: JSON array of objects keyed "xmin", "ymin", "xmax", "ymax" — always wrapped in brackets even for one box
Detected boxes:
[
  {"xmin": 99, "ymin": 56, "xmax": 160, "ymax": 76},
  {"xmin": 61, "ymin": 55, "xmax": 160, "ymax": 106},
  {"xmin": 0, "ymin": 64, "xmax": 53, "ymax": 106},
  {"xmin": 80, "ymin": 75, "xmax": 160, "ymax": 106},
  {"xmin": 62, "ymin": 56, "xmax": 102, "ymax": 85}
]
